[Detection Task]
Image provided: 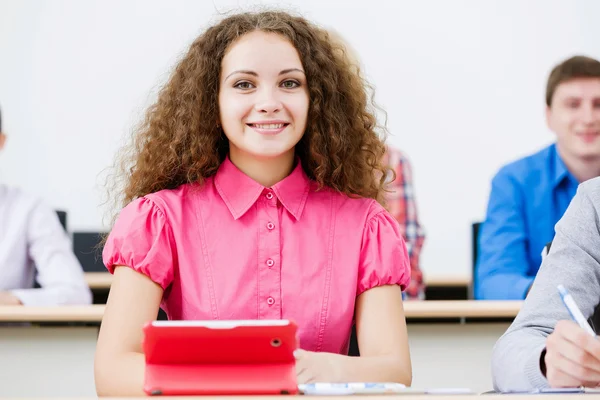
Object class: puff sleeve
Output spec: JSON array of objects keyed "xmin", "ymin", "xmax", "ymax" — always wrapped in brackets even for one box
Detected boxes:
[
  {"xmin": 357, "ymin": 210, "xmax": 411, "ymax": 296},
  {"xmin": 102, "ymin": 197, "xmax": 176, "ymax": 289}
]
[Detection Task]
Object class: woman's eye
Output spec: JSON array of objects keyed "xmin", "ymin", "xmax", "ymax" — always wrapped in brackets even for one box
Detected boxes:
[
  {"xmin": 281, "ymin": 80, "xmax": 300, "ymax": 89},
  {"xmin": 234, "ymin": 81, "xmax": 254, "ymax": 89}
]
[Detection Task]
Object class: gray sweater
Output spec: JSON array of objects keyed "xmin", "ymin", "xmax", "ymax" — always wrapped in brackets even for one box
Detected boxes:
[{"xmin": 492, "ymin": 176, "xmax": 600, "ymax": 392}]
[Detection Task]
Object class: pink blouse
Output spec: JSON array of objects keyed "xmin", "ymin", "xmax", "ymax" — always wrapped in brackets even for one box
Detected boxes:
[{"xmin": 103, "ymin": 157, "xmax": 410, "ymax": 354}]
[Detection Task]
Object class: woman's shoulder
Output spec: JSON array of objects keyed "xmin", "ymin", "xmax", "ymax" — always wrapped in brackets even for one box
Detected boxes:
[
  {"xmin": 143, "ymin": 180, "xmax": 213, "ymax": 208},
  {"xmin": 313, "ymin": 187, "xmax": 385, "ymax": 221},
  {"xmin": 121, "ymin": 180, "xmax": 214, "ymax": 226}
]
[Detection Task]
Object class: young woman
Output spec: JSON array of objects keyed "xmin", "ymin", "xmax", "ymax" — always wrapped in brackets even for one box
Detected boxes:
[{"xmin": 95, "ymin": 10, "xmax": 412, "ymax": 396}]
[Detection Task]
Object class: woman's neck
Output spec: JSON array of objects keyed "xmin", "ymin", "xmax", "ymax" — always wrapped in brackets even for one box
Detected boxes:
[{"xmin": 228, "ymin": 149, "xmax": 295, "ymax": 187}]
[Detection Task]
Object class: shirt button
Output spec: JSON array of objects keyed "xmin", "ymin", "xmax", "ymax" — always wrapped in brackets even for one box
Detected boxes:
[
  {"xmin": 267, "ymin": 222, "xmax": 275, "ymax": 230},
  {"xmin": 266, "ymin": 192, "xmax": 274, "ymax": 200},
  {"xmin": 266, "ymin": 259, "xmax": 274, "ymax": 267},
  {"xmin": 267, "ymin": 297, "xmax": 275, "ymax": 306}
]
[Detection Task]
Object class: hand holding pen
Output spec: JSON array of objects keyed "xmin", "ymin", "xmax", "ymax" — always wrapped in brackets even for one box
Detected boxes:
[{"xmin": 543, "ymin": 285, "xmax": 600, "ymax": 388}]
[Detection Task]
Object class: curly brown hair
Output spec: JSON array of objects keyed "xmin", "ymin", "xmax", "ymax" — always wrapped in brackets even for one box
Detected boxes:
[{"xmin": 107, "ymin": 10, "xmax": 392, "ymax": 222}]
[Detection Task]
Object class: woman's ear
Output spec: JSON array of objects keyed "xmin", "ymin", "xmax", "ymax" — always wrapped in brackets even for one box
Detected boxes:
[{"xmin": 0, "ymin": 134, "xmax": 6, "ymax": 151}]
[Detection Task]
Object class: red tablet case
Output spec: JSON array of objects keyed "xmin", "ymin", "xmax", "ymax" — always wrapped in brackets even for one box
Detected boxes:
[{"xmin": 142, "ymin": 320, "xmax": 299, "ymax": 396}]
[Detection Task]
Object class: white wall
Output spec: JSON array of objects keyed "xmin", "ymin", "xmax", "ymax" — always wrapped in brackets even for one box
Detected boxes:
[
  {"xmin": 1, "ymin": 0, "xmax": 599, "ymax": 278},
  {"xmin": 0, "ymin": 324, "xmax": 510, "ymax": 396}
]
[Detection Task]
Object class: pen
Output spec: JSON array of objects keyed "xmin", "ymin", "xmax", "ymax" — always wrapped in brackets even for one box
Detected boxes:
[{"xmin": 557, "ymin": 284, "xmax": 596, "ymax": 336}]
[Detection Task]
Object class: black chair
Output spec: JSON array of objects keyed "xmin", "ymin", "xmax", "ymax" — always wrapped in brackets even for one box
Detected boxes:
[
  {"xmin": 470, "ymin": 222, "xmax": 482, "ymax": 299},
  {"xmin": 73, "ymin": 231, "xmax": 113, "ymax": 305},
  {"xmin": 348, "ymin": 325, "xmax": 359, "ymax": 356},
  {"xmin": 542, "ymin": 241, "xmax": 552, "ymax": 258},
  {"xmin": 56, "ymin": 210, "xmax": 67, "ymax": 231},
  {"xmin": 73, "ymin": 232, "xmax": 107, "ymax": 272}
]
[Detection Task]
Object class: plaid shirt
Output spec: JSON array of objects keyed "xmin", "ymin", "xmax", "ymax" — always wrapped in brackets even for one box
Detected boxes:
[{"xmin": 383, "ymin": 148, "xmax": 426, "ymax": 299}]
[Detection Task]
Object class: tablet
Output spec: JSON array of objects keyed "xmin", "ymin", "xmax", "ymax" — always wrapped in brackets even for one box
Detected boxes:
[{"xmin": 142, "ymin": 319, "xmax": 298, "ymax": 395}]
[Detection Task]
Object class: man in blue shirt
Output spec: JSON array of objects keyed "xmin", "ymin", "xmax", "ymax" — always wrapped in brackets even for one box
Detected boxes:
[{"xmin": 476, "ymin": 55, "xmax": 600, "ymax": 300}]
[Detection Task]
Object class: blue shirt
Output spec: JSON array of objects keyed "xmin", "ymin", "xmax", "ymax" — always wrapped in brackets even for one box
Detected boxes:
[{"xmin": 475, "ymin": 144, "xmax": 579, "ymax": 300}]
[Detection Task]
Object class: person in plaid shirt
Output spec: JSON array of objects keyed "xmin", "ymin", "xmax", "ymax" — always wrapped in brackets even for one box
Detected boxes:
[
  {"xmin": 324, "ymin": 29, "xmax": 426, "ymax": 299},
  {"xmin": 383, "ymin": 146, "xmax": 426, "ymax": 299}
]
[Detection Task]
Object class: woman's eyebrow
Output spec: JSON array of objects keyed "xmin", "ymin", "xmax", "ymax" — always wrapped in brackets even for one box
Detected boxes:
[
  {"xmin": 224, "ymin": 70, "xmax": 258, "ymax": 81},
  {"xmin": 279, "ymin": 68, "xmax": 305, "ymax": 75},
  {"xmin": 224, "ymin": 68, "xmax": 305, "ymax": 81}
]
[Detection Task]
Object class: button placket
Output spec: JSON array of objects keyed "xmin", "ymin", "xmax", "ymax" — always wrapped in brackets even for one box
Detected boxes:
[{"xmin": 258, "ymin": 189, "xmax": 281, "ymax": 319}]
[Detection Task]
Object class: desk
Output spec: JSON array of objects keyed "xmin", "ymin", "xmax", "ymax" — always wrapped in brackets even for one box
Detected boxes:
[
  {"xmin": 0, "ymin": 301, "xmax": 520, "ymax": 397},
  {"xmin": 0, "ymin": 301, "xmax": 521, "ymax": 322},
  {"xmin": 85, "ymin": 272, "xmax": 113, "ymax": 289},
  {"xmin": 0, "ymin": 304, "xmax": 105, "ymax": 322},
  {"xmin": 86, "ymin": 273, "xmax": 473, "ymax": 290},
  {"xmin": 424, "ymin": 275, "xmax": 470, "ymax": 287},
  {"xmin": 9, "ymin": 397, "xmax": 595, "ymax": 400},
  {"xmin": 3, "ymin": 394, "xmax": 598, "ymax": 400}
]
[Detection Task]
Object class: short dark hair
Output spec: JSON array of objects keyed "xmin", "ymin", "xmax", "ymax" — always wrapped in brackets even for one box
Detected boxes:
[{"xmin": 546, "ymin": 55, "xmax": 600, "ymax": 106}]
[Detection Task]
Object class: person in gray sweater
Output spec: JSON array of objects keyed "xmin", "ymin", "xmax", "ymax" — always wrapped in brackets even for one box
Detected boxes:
[{"xmin": 492, "ymin": 177, "xmax": 600, "ymax": 391}]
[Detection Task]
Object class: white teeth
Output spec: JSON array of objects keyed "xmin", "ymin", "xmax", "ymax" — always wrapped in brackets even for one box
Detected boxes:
[{"xmin": 252, "ymin": 123, "xmax": 285, "ymax": 129}]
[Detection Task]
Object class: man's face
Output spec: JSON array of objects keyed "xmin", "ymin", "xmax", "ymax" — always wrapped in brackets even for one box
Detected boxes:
[{"xmin": 547, "ymin": 78, "xmax": 600, "ymax": 161}]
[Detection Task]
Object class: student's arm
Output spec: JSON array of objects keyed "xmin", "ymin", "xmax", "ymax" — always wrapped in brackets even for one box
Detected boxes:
[
  {"xmin": 95, "ymin": 197, "xmax": 175, "ymax": 396},
  {"xmin": 296, "ymin": 208, "xmax": 412, "ymax": 384},
  {"xmin": 94, "ymin": 266, "xmax": 163, "ymax": 396},
  {"xmin": 476, "ymin": 170, "xmax": 534, "ymax": 299},
  {"xmin": 492, "ymin": 181, "xmax": 600, "ymax": 391},
  {"xmin": 294, "ymin": 285, "xmax": 411, "ymax": 385},
  {"xmin": 348, "ymin": 284, "xmax": 411, "ymax": 383},
  {"xmin": 10, "ymin": 200, "xmax": 91, "ymax": 305}
]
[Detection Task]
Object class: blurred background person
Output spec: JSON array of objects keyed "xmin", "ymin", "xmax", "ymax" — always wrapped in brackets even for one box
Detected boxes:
[
  {"xmin": 327, "ymin": 29, "xmax": 426, "ymax": 299},
  {"xmin": 0, "ymin": 106, "xmax": 91, "ymax": 305},
  {"xmin": 476, "ymin": 56, "xmax": 600, "ymax": 300}
]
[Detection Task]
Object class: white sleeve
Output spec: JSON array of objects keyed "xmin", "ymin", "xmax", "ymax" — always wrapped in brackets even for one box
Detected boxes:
[{"xmin": 10, "ymin": 200, "xmax": 92, "ymax": 306}]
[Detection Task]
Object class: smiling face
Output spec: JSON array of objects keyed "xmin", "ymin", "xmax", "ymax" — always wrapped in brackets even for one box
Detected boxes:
[
  {"xmin": 547, "ymin": 78, "xmax": 600, "ymax": 161},
  {"xmin": 218, "ymin": 30, "xmax": 309, "ymax": 165}
]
